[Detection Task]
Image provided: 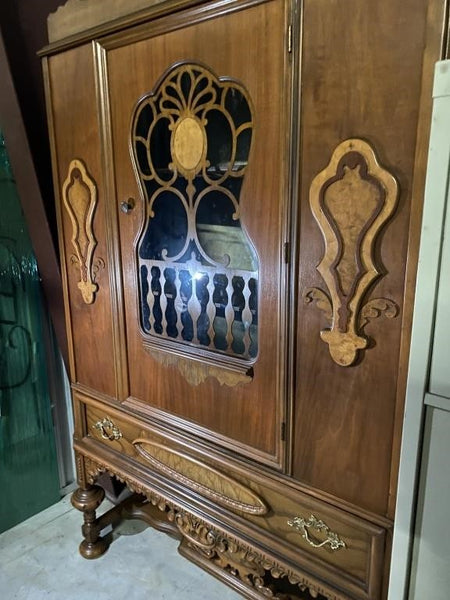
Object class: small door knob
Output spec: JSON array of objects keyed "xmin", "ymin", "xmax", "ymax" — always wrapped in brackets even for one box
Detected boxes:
[{"xmin": 120, "ymin": 198, "xmax": 135, "ymax": 214}]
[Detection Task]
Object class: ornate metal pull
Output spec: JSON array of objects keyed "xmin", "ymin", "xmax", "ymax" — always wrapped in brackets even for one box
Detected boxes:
[
  {"xmin": 287, "ymin": 514, "xmax": 346, "ymax": 551},
  {"xmin": 120, "ymin": 198, "xmax": 135, "ymax": 214},
  {"xmin": 92, "ymin": 417, "xmax": 123, "ymax": 441}
]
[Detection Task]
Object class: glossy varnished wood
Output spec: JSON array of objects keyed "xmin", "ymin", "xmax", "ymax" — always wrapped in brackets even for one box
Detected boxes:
[
  {"xmin": 45, "ymin": 44, "xmax": 117, "ymax": 396},
  {"xmin": 47, "ymin": 0, "xmax": 167, "ymax": 42},
  {"xmin": 41, "ymin": 0, "xmax": 449, "ymax": 598},
  {"xmin": 293, "ymin": 0, "xmax": 443, "ymax": 516},
  {"xmin": 102, "ymin": 0, "xmax": 289, "ymax": 463},
  {"xmin": 84, "ymin": 398, "xmax": 385, "ymax": 599}
]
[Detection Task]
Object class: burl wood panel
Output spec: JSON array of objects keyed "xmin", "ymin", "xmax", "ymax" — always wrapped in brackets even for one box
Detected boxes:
[
  {"xmin": 46, "ymin": 46, "xmax": 116, "ymax": 396},
  {"xmin": 62, "ymin": 158, "xmax": 103, "ymax": 305},
  {"xmin": 293, "ymin": 0, "xmax": 440, "ymax": 515},
  {"xmin": 105, "ymin": 0, "xmax": 288, "ymax": 461},
  {"xmin": 306, "ymin": 139, "xmax": 399, "ymax": 367}
]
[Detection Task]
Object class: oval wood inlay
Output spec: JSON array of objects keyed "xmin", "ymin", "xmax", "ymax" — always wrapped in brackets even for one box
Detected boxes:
[
  {"xmin": 132, "ymin": 439, "xmax": 268, "ymax": 515},
  {"xmin": 172, "ymin": 116, "xmax": 205, "ymax": 172}
]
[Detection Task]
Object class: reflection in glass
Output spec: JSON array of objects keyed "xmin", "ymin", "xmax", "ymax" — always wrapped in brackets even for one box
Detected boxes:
[{"xmin": 131, "ymin": 63, "xmax": 259, "ymax": 361}]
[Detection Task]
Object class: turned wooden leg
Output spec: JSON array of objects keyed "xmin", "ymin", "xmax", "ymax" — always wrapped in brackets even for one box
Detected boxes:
[{"xmin": 71, "ymin": 485, "xmax": 108, "ymax": 559}]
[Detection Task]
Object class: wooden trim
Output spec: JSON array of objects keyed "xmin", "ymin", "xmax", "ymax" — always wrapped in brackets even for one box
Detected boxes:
[
  {"xmin": 40, "ymin": 0, "xmax": 227, "ymax": 53},
  {"xmin": 47, "ymin": 0, "xmax": 167, "ymax": 42},
  {"xmin": 41, "ymin": 57, "xmax": 77, "ymax": 381},
  {"xmin": 94, "ymin": 0, "xmax": 270, "ymax": 51},
  {"xmin": 93, "ymin": 41, "xmax": 129, "ymax": 400},
  {"xmin": 284, "ymin": 0, "xmax": 303, "ymax": 477},
  {"xmin": 73, "ymin": 384, "xmax": 394, "ymax": 529},
  {"xmin": 0, "ymin": 31, "xmax": 68, "ymax": 368},
  {"xmin": 278, "ymin": 0, "xmax": 295, "ymax": 476},
  {"xmin": 443, "ymin": 0, "xmax": 450, "ymax": 57}
]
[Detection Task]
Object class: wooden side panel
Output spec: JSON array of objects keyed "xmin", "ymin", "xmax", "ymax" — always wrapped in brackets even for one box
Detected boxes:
[
  {"xmin": 105, "ymin": 0, "xmax": 288, "ymax": 461},
  {"xmin": 293, "ymin": 0, "xmax": 441, "ymax": 515},
  {"xmin": 46, "ymin": 45, "xmax": 116, "ymax": 396}
]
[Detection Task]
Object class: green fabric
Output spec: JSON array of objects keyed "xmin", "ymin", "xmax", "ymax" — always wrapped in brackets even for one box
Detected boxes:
[{"xmin": 0, "ymin": 131, "xmax": 60, "ymax": 533}]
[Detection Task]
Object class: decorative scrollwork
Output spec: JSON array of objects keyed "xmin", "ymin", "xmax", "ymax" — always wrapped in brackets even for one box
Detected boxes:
[
  {"xmin": 359, "ymin": 297, "xmax": 399, "ymax": 329},
  {"xmin": 174, "ymin": 512, "xmax": 217, "ymax": 553},
  {"xmin": 131, "ymin": 62, "xmax": 259, "ymax": 372},
  {"xmin": 146, "ymin": 347, "xmax": 252, "ymax": 386},
  {"xmin": 92, "ymin": 417, "xmax": 123, "ymax": 441},
  {"xmin": 79, "ymin": 452, "xmax": 338, "ymax": 599},
  {"xmin": 306, "ymin": 138, "xmax": 399, "ymax": 366},
  {"xmin": 62, "ymin": 158, "xmax": 104, "ymax": 304},
  {"xmin": 287, "ymin": 515, "xmax": 346, "ymax": 552},
  {"xmin": 303, "ymin": 288, "xmax": 332, "ymax": 321}
]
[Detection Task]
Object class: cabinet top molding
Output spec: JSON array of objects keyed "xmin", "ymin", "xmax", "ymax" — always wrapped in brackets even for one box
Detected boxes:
[{"xmin": 48, "ymin": 0, "xmax": 173, "ymax": 42}]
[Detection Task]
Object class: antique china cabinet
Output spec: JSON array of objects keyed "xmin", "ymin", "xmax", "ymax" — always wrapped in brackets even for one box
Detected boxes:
[{"xmin": 40, "ymin": 0, "xmax": 449, "ymax": 598}]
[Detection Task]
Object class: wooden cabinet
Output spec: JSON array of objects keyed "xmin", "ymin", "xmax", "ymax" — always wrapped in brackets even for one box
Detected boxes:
[{"xmin": 40, "ymin": 1, "xmax": 448, "ymax": 598}]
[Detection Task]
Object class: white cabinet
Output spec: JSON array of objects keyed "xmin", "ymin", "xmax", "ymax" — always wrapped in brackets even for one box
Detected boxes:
[
  {"xmin": 390, "ymin": 59, "xmax": 450, "ymax": 600},
  {"xmin": 409, "ymin": 407, "xmax": 450, "ymax": 599}
]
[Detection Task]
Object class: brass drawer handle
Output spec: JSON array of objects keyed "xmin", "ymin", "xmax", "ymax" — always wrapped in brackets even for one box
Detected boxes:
[
  {"xmin": 92, "ymin": 417, "xmax": 123, "ymax": 441},
  {"xmin": 287, "ymin": 514, "xmax": 346, "ymax": 551}
]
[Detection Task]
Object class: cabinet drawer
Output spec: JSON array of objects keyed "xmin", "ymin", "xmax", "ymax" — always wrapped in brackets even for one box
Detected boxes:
[
  {"xmin": 246, "ymin": 484, "xmax": 385, "ymax": 599},
  {"xmin": 85, "ymin": 403, "xmax": 270, "ymax": 516},
  {"xmin": 84, "ymin": 401, "xmax": 385, "ymax": 599}
]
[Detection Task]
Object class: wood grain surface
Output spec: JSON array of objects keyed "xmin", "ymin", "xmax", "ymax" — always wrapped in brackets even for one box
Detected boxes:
[
  {"xmin": 104, "ymin": 0, "xmax": 288, "ymax": 462},
  {"xmin": 293, "ymin": 0, "xmax": 441, "ymax": 515},
  {"xmin": 45, "ymin": 45, "xmax": 117, "ymax": 396}
]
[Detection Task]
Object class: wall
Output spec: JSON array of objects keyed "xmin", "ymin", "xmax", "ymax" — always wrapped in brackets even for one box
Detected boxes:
[{"xmin": 0, "ymin": 0, "xmax": 63, "ymax": 236}]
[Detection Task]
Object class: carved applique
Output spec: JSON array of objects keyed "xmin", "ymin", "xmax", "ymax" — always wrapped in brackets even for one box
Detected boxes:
[
  {"xmin": 305, "ymin": 139, "xmax": 399, "ymax": 367},
  {"xmin": 62, "ymin": 159, "xmax": 104, "ymax": 304}
]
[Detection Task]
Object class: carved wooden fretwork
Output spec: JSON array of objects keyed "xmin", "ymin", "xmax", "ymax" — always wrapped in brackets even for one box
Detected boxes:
[
  {"xmin": 62, "ymin": 159, "xmax": 104, "ymax": 304},
  {"xmin": 82, "ymin": 454, "xmax": 339, "ymax": 600},
  {"xmin": 132, "ymin": 439, "xmax": 268, "ymax": 515},
  {"xmin": 305, "ymin": 138, "xmax": 399, "ymax": 366},
  {"xmin": 146, "ymin": 347, "xmax": 252, "ymax": 387},
  {"xmin": 131, "ymin": 62, "xmax": 259, "ymax": 385}
]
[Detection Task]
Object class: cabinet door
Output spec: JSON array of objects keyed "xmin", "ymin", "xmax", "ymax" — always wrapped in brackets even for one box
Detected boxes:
[
  {"xmin": 293, "ymin": 0, "xmax": 440, "ymax": 515},
  {"xmin": 45, "ymin": 45, "xmax": 117, "ymax": 397},
  {"xmin": 101, "ymin": 0, "xmax": 289, "ymax": 466}
]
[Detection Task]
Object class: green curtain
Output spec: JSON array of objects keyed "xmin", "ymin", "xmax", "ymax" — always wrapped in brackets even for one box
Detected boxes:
[{"xmin": 0, "ymin": 130, "xmax": 60, "ymax": 532}]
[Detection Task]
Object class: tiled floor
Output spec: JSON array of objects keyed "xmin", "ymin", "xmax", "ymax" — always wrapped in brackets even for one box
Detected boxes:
[{"xmin": 0, "ymin": 495, "xmax": 241, "ymax": 600}]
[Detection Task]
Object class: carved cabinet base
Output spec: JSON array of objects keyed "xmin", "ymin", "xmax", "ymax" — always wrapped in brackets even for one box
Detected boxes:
[
  {"xmin": 74, "ymin": 456, "xmax": 346, "ymax": 600},
  {"xmin": 41, "ymin": 0, "xmax": 445, "ymax": 598}
]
